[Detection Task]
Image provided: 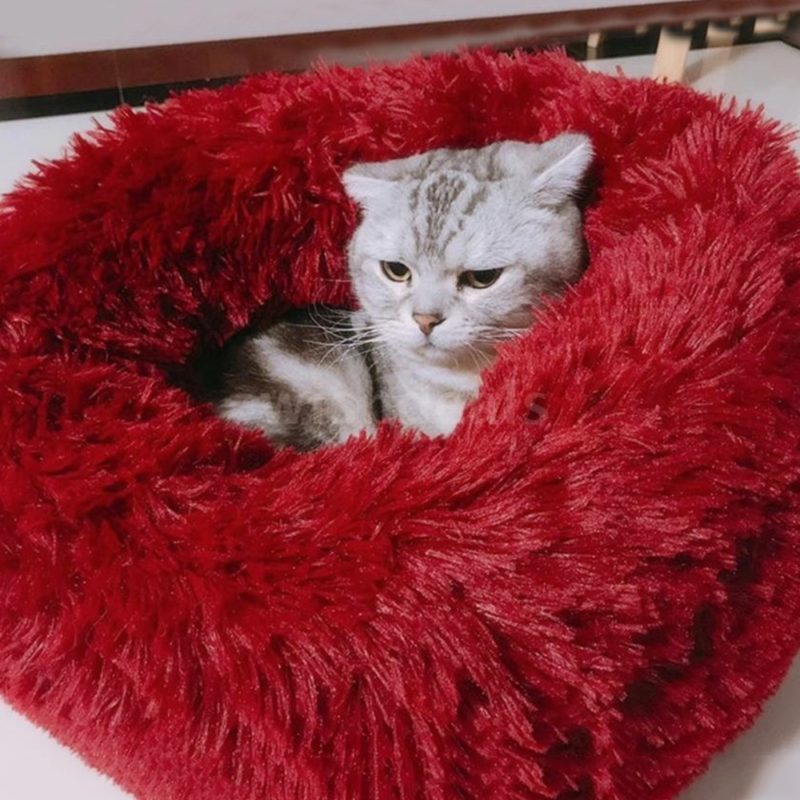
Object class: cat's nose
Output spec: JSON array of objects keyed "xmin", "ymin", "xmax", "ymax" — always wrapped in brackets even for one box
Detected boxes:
[{"xmin": 413, "ymin": 313, "xmax": 444, "ymax": 336}]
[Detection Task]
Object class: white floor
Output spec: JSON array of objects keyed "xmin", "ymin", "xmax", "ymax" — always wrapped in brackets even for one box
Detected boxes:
[{"xmin": 1, "ymin": 41, "xmax": 799, "ymax": 800}]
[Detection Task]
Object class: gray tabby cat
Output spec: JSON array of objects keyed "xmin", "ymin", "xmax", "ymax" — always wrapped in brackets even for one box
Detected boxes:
[{"xmin": 216, "ymin": 134, "xmax": 592, "ymax": 449}]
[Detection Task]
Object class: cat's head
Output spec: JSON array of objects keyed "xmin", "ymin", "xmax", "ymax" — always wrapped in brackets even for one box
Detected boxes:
[{"xmin": 342, "ymin": 134, "xmax": 593, "ymax": 367}]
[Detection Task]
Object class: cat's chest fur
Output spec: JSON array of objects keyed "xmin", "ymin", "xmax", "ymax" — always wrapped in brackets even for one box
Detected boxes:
[{"xmin": 375, "ymin": 348, "xmax": 482, "ymax": 436}]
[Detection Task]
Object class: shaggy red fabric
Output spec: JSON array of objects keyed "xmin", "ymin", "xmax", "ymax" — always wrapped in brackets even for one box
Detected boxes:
[{"xmin": 1, "ymin": 50, "xmax": 800, "ymax": 800}]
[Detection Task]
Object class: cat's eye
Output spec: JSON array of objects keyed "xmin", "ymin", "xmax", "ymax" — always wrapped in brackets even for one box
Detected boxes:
[
  {"xmin": 381, "ymin": 261, "xmax": 412, "ymax": 283},
  {"xmin": 460, "ymin": 268, "xmax": 503, "ymax": 289}
]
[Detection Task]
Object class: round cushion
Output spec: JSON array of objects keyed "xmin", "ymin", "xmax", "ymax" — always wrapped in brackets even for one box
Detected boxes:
[{"xmin": 1, "ymin": 50, "xmax": 800, "ymax": 800}]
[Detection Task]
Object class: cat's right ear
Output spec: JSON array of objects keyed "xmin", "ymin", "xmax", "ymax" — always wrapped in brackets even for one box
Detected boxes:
[
  {"xmin": 342, "ymin": 167, "xmax": 393, "ymax": 210},
  {"xmin": 343, "ymin": 152, "xmax": 427, "ymax": 209}
]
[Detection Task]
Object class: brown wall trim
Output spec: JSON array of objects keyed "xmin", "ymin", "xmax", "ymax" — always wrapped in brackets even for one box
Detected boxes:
[{"xmin": 1, "ymin": 0, "xmax": 797, "ymax": 100}]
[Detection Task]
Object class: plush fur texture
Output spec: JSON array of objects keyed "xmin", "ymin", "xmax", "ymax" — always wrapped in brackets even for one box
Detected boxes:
[{"xmin": 1, "ymin": 50, "xmax": 800, "ymax": 800}]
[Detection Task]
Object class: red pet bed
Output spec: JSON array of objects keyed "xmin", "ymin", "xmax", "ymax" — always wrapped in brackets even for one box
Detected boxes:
[{"xmin": 2, "ymin": 50, "xmax": 800, "ymax": 800}]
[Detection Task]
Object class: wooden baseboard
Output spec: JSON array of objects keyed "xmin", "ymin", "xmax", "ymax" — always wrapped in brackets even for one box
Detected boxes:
[{"xmin": 1, "ymin": 0, "xmax": 797, "ymax": 100}]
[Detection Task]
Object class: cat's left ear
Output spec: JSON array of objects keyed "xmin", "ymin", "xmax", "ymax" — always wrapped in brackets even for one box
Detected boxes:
[
  {"xmin": 497, "ymin": 134, "xmax": 593, "ymax": 207},
  {"xmin": 529, "ymin": 133, "xmax": 594, "ymax": 207}
]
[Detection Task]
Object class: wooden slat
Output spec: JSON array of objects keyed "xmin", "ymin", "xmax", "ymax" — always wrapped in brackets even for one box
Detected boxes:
[{"xmin": 1, "ymin": 0, "xmax": 797, "ymax": 100}]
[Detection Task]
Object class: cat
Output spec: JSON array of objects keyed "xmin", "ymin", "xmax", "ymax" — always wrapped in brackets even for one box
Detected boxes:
[
  {"xmin": 216, "ymin": 133, "xmax": 593, "ymax": 448},
  {"xmin": 215, "ymin": 306, "xmax": 378, "ymax": 451}
]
